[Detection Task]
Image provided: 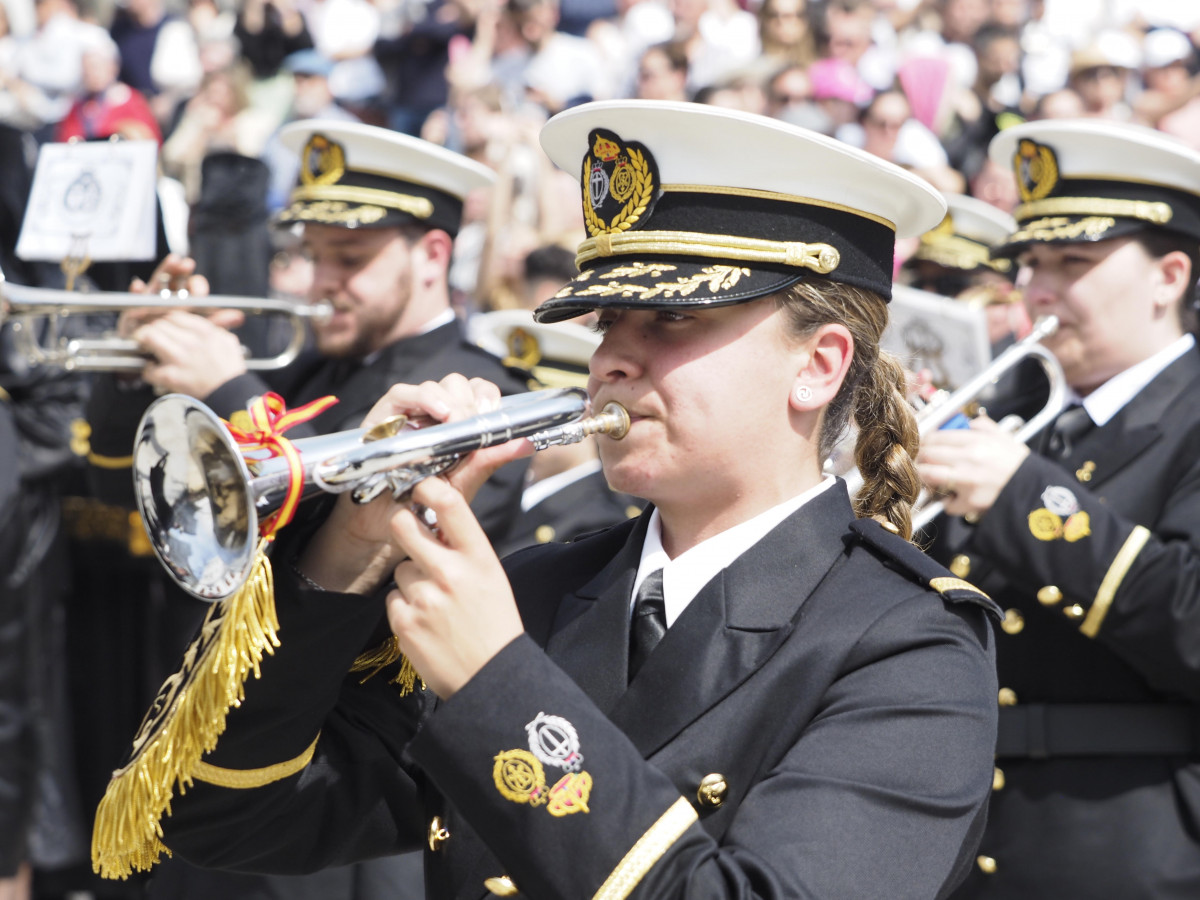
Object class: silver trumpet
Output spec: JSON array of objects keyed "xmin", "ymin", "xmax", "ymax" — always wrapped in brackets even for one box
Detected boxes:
[
  {"xmin": 911, "ymin": 315, "xmax": 1065, "ymax": 531},
  {"xmin": 0, "ymin": 275, "xmax": 331, "ymax": 372},
  {"xmin": 841, "ymin": 316, "xmax": 1066, "ymax": 530},
  {"xmin": 132, "ymin": 387, "xmax": 630, "ymax": 601}
]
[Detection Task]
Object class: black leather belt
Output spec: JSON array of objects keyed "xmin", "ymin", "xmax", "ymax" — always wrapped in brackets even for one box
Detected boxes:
[{"xmin": 997, "ymin": 703, "xmax": 1200, "ymax": 758}]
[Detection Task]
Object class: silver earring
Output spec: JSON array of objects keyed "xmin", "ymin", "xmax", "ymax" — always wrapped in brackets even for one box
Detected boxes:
[{"xmin": 794, "ymin": 385, "xmax": 813, "ymax": 404}]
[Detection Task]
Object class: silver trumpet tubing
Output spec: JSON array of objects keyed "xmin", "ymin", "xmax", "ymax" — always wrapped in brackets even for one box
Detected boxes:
[
  {"xmin": 841, "ymin": 316, "xmax": 1066, "ymax": 530},
  {"xmin": 0, "ymin": 276, "xmax": 332, "ymax": 372},
  {"xmin": 132, "ymin": 387, "xmax": 630, "ymax": 601}
]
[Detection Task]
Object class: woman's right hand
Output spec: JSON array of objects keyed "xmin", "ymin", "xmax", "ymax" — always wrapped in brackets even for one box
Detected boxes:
[{"xmin": 296, "ymin": 375, "xmax": 532, "ymax": 595}]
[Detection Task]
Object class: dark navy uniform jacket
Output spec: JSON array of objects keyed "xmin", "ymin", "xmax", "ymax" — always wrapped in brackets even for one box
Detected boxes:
[
  {"xmin": 150, "ymin": 481, "xmax": 1001, "ymax": 900},
  {"xmin": 933, "ymin": 346, "xmax": 1200, "ymax": 898}
]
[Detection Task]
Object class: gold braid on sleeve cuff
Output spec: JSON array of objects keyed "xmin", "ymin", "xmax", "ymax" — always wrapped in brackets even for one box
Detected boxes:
[
  {"xmin": 1080, "ymin": 525, "xmax": 1151, "ymax": 638},
  {"xmin": 591, "ymin": 798, "xmax": 698, "ymax": 900}
]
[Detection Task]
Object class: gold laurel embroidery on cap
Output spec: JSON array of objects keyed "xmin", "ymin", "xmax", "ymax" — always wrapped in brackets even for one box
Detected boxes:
[
  {"xmin": 280, "ymin": 200, "xmax": 390, "ymax": 227},
  {"xmin": 1028, "ymin": 508, "xmax": 1064, "ymax": 541},
  {"xmin": 568, "ymin": 265, "xmax": 752, "ymax": 302},
  {"xmin": 192, "ymin": 735, "xmax": 319, "ymax": 789},
  {"xmin": 1015, "ymin": 197, "xmax": 1173, "ymax": 226},
  {"xmin": 597, "ymin": 262, "xmax": 679, "ymax": 279},
  {"xmin": 591, "ymin": 798, "xmax": 698, "ymax": 900},
  {"xmin": 1007, "ymin": 216, "xmax": 1117, "ymax": 244},
  {"xmin": 1080, "ymin": 525, "xmax": 1150, "ymax": 638},
  {"xmin": 916, "ymin": 233, "xmax": 996, "ymax": 271},
  {"xmin": 583, "ymin": 149, "xmax": 654, "ymax": 236},
  {"xmin": 494, "ymin": 749, "xmax": 549, "ymax": 806},
  {"xmin": 300, "ymin": 134, "xmax": 346, "ymax": 187},
  {"xmin": 1014, "ymin": 139, "xmax": 1058, "ymax": 203},
  {"xmin": 289, "ymin": 186, "xmax": 434, "ymax": 219}
]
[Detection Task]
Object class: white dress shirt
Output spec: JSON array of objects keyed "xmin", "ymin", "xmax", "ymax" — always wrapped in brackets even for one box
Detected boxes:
[{"xmin": 631, "ymin": 477, "xmax": 836, "ymax": 627}]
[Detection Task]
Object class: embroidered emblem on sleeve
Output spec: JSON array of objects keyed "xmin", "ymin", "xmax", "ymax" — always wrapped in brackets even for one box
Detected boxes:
[
  {"xmin": 547, "ymin": 771, "xmax": 593, "ymax": 816},
  {"xmin": 493, "ymin": 749, "xmax": 549, "ymax": 807},
  {"xmin": 494, "ymin": 713, "xmax": 594, "ymax": 817},
  {"xmin": 526, "ymin": 712, "xmax": 584, "ymax": 772},
  {"xmin": 1028, "ymin": 485, "xmax": 1090, "ymax": 542}
]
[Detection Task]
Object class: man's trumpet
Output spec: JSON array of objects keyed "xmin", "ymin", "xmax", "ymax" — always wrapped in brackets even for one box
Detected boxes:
[
  {"xmin": 0, "ymin": 276, "xmax": 331, "ymax": 372},
  {"xmin": 909, "ymin": 315, "xmax": 1066, "ymax": 531},
  {"xmin": 132, "ymin": 387, "xmax": 630, "ymax": 601},
  {"xmin": 840, "ymin": 316, "xmax": 1066, "ymax": 528}
]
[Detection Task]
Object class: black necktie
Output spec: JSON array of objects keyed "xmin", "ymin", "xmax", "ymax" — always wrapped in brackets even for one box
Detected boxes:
[
  {"xmin": 628, "ymin": 569, "xmax": 666, "ymax": 681},
  {"xmin": 1046, "ymin": 404, "xmax": 1094, "ymax": 460}
]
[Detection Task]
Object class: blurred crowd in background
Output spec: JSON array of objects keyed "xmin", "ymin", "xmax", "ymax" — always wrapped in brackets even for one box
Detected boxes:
[{"xmin": 2, "ymin": 0, "xmax": 1200, "ymax": 315}]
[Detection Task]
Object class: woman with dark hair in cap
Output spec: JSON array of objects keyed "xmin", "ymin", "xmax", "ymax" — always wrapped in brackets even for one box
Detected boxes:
[{"xmin": 93, "ymin": 101, "xmax": 1000, "ymax": 899}]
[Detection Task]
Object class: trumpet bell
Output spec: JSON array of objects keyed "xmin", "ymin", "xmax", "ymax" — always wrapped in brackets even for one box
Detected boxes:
[
  {"xmin": 132, "ymin": 387, "xmax": 630, "ymax": 602},
  {"xmin": 134, "ymin": 395, "xmax": 260, "ymax": 600}
]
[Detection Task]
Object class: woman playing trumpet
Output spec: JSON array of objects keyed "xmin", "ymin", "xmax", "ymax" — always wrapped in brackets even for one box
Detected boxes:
[{"xmin": 97, "ymin": 102, "xmax": 1001, "ymax": 898}]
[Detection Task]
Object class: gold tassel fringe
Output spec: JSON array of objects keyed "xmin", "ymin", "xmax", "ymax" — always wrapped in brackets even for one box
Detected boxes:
[
  {"xmin": 349, "ymin": 635, "xmax": 402, "ymax": 683},
  {"xmin": 390, "ymin": 655, "xmax": 425, "ymax": 696},
  {"xmin": 349, "ymin": 636, "xmax": 424, "ymax": 696},
  {"xmin": 91, "ymin": 540, "xmax": 281, "ymax": 879}
]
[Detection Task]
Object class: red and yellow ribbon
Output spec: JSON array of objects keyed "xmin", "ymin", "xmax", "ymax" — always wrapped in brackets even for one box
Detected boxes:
[{"xmin": 222, "ymin": 392, "xmax": 338, "ymax": 538}]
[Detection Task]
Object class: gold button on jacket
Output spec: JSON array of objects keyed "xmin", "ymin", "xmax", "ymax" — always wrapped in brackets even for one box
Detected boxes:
[
  {"xmin": 428, "ymin": 816, "xmax": 450, "ymax": 851},
  {"xmin": 1037, "ymin": 585, "xmax": 1063, "ymax": 606},
  {"xmin": 697, "ymin": 773, "xmax": 728, "ymax": 808}
]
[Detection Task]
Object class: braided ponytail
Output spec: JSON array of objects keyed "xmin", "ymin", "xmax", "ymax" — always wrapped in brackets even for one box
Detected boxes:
[{"xmin": 775, "ymin": 279, "xmax": 922, "ymax": 538}]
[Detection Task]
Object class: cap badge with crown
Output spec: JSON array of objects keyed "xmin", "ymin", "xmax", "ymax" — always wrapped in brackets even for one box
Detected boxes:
[
  {"xmin": 300, "ymin": 134, "xmax": 346, "ymax": 188},
  {"xmin": 1014, "ymin": 139, "xmax": 1059, "ymax": 203},
  {"xmin": 583, "ymin": 129, "xmax": 659, "ymax": 236}
]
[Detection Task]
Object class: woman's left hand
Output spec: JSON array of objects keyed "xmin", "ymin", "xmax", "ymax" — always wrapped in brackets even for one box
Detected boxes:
[{"xmin": 386, "ymin": 474, "xmax": 523, "ymax": 699}]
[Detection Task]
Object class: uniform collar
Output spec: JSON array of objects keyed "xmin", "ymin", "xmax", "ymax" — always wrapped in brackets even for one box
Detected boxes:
[
  {"xmin": 632, "ymin": 476, "xmax": 836, "ymax": 627},
  {"xmin": 1081, "ymin": 333, "xmax": 1195, "ymax": 426}
]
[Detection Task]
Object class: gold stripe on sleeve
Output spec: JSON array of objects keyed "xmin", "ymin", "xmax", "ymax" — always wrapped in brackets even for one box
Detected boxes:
[
  {"xmin": 192, "ymin": 735, "xmax": 319, "ymax": 789},
  {"xmin": 87, "ymin": 451, "xmax": 134, "ymax": 469},
  {"xmin": 591, "ymin": 797, "xmax": 698, "ymax": 900},
  {"xmin": 1080, "ymin": 525, "xmax": 1151, "ymax": 638}
]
